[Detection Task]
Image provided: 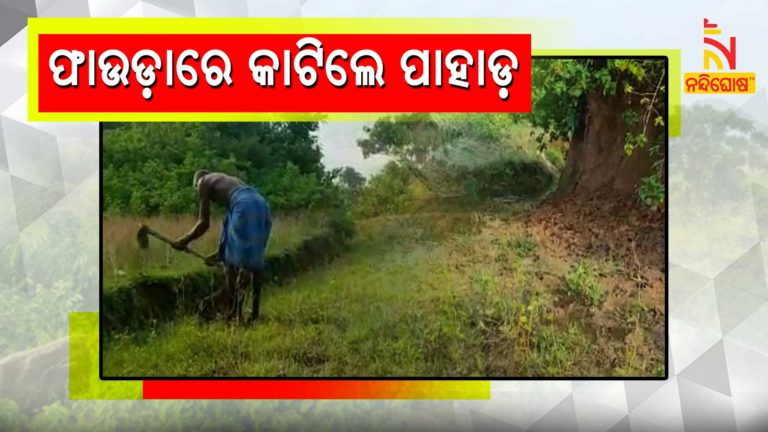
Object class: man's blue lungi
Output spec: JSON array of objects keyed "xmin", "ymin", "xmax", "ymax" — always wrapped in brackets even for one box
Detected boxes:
[{"xmin": 218, "ymin": 187, "xmax": 271, "ymax": 271}]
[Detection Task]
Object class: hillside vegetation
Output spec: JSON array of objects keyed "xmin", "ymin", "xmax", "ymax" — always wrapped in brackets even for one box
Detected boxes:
[
  {"xmin": 100, "ymin": 59, "xmax": 666, "ymax": 378},
  {"xmin": 104, "ymin": 199, "xmax": 664, "ymax": 377},
  {"xmin": 102, "ymin": 111, "xmax": 664, "ymax": 378}
]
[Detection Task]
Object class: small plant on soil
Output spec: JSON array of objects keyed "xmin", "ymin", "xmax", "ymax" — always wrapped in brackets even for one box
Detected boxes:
[
  {"xmin": 565, "ymin": 261, "xmax": 604, "ymax": 308},
  {"xmin": 510, "ymin": 235, "xmax": 537, "ymax": 258}
]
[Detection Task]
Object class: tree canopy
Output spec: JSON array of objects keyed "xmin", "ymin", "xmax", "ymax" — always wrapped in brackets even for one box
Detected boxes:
[
  {"xmin": 356, "ymin": 59, "xmax": 668, "ymax": 208},
  {"xmin": 530, "ymin": 58, "xmax": 667, "ymax": 207},
  {"xmin": 103, "ymin": 122, "xmax": 339, "ymax": 215},
  {"xmin": 337, "ymin": 166, "xmax": 367, "ymax": 190}
]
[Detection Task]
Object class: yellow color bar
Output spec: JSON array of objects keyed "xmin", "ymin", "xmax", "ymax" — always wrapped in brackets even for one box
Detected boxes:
[{"xmin": 69, "ymin": 312, "xmax": 142, "ymax": 400}]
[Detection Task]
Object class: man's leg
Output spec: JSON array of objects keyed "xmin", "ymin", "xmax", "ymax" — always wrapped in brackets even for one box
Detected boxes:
[
  {"xmin": 198, "ymin": 266, "xmax": 235, "ymax": 320},
  {"xmin": 220, "ymin": 266, "xmax": 237, "ymax": 319},
  {"xmin": 229, "ymin": 268, "xmax": 252, "ymax": 324},
  {"xmin": 249, "ymin": 269, "xmax": 263, "ymax": 323}
]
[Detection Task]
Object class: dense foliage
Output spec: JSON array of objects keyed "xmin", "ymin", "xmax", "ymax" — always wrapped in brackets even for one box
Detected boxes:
[
  {"xmin": 103, "ymin": 122, "xmax": 341, "ymax": 215},
  {"xmin": 336, "ymin": 166, "xmax": 367, "ymax": 190},
  {"xmin": 357, "ymin": 60, "xmax": 667, "ymax": 209},
  {"xmin": 352, "ymin": 162, "xmax": 431, "ymax": 218},
  {"xmin": 530, "ymin": 59, "xmax": 666, "ymax": 146},
  {"xmin": 530, "ymin": 58, "xmax": 667, "ymax": 207},
  {"xmin": 353, "ymin": 113, "xmax": 559, "ymax": 214}
]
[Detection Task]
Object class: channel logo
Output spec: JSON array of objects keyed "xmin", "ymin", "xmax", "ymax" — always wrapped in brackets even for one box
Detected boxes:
[{"xmin": 684, "ymin": 18, "xmax": 756, "ymax": 94}]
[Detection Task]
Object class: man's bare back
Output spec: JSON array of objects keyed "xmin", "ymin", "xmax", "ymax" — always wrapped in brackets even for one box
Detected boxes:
[
  {"xmin": 199, "ymin": 172, "xmax": 246, "ymax": 209},
  {"xmin": 174, "ymin": 172, "xmax": 246, "ymax": 247}
]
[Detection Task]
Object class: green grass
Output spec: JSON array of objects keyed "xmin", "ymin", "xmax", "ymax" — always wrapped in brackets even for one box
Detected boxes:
[
  {"xmin": 103, "ymin": 210, "xmax": 663, "ymax": 378},
  {"xmin": 544, "ymin": 146, "xmax": 566, "ymax": 170},
  {"xmin": 102, "ymin": 212, "xmax": 326, "ymax": 289},
  {"xmin": 565, "ymin": 261, "xmax": 605, "ymax": 308},
  {"xmin": 104, "ymin": 218, "xmax": 458, "ymax": 377},
  {"xmin": 510, "ymin": 234, "xmax": 538, "ymax": 258}
]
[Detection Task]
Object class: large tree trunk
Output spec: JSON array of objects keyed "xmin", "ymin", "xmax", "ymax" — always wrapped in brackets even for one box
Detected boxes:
[{"xmin": 553, "ymin": 91, "xmax": 660, "ymax": 199}]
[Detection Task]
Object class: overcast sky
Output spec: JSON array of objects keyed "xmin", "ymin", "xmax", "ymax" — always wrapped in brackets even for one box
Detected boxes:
[{"xmin": 314, "ymin": 122, "xmax": 391, "ymax": 178}]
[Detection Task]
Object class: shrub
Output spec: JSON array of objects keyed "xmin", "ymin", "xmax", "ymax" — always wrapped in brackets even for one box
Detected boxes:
[
  {"xmin": 258, "ymin": 162, "xmax": 343, "ymax": 212},
  {"xmin": 638, "ymin": 173, "xmax": 664, "ymax": 211},
  {"xmin": 0, "ymin": 399, "xmax": 27, "ymax": 431},
  {"xmin": 511, "ymin": 235, "xmax": 537, "ymax": 258},
  {"xmin": 565, "ymin": 261, "xmax": 604, "ymax": 308},
  {"xmin": 31, "ymin": 402, "xmax": 73, "ymax": 432},
  {"xmin": 352, "ymin": 162, "xmax": 430, "ymax": 218},
  {"xmin": 544, "ymin": 146, "xmax": 566, "ymax": 171},
  {"xmin": 453, "ymin": 157, "xmax": 557, "ymax": 201},
  {"xmin": 325, "ymin": 207, "xmax": 356, "ymax": 241}
]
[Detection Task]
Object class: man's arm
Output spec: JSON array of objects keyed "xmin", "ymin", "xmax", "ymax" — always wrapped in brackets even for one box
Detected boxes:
[{"xmin": 172, "ymin": 181, "xmax": 211, "ymax": 249}]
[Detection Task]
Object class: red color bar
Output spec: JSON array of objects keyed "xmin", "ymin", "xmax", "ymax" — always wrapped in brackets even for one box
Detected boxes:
[
  {"xmin": 142, "ymin": 380, "xmax": 489, "ymax": 400},
  {"xmin": 38, "ymin": 34, "xmax": 530, "ymax": 113}
]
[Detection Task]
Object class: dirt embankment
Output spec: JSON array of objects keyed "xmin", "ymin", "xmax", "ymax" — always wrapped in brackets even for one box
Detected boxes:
[
  {"xmin": 525, "ymin": 195, "xmax": 665, "ymax": 294},
  {"xmin": 523, "ymin": 195, "xmax": 666, "ymax": 372},
  {"xmin": 103, "ymin": 218, "xmax": 355, "ymax": 338}
]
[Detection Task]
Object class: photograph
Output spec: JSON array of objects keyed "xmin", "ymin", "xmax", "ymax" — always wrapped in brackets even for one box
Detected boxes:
[
  {"xmin": 100, "ymin": 58, "xmax": 667, "ymax": 379},
  {"xmin": 7, "ymin": 5, "xmax": 768, "ymax": 431}
]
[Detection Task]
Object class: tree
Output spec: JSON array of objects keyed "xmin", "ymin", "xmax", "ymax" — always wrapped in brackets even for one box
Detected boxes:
[
  {"xmin": 671, "ymin": 104, "xmax": 768, "ymax": 213},
  {"xmin": 530, "ymin": 59, "xmax": 666, "ymax": 206},
  {"xmin": 356, "ymin": 113, "xmax": 558, "ymax": 200},
  {"xmin": 338, "ymin": 166, "xmax": 366, "ymax": 190},
  {"xmin": 357, "ymin": 113, "xmax": 443, "ymax": 168},
  {"xmin": 102, "ymin": 122, "xmax": 338, "ymax": 215},
  {"xmin": 356, "ymin": 60, "xmax": 667, "ymax": 208}
]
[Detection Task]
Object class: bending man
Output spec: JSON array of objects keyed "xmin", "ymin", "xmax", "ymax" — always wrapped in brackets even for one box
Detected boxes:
[{"xmin": 172, "ymin": 170, "xmax": 272, "ymax": 323}]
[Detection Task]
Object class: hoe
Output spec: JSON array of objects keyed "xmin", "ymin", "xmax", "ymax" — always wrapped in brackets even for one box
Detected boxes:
[
  {"xmin": 136, "ymin": 224, "xmax": 208, "ymax": 261},
  {"xmin": 135, "ymin": 224, "xmax": 257, "ymax": 323}
]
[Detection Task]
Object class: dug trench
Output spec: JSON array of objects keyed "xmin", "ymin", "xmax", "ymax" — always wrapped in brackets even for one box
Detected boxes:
[{"xmin": 102, "ymin": 216, "xmax": 355, "ymax": 339}]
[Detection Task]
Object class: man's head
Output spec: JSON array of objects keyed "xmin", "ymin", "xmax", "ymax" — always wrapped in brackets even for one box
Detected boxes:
[{"xmin": 193, "ymin": 170, "xmax": 210, "ymax": 188}]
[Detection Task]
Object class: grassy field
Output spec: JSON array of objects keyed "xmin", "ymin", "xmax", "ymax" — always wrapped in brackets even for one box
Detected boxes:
[
  {"xmin": 103, "ymin": 202, "xmax": 665, "ymax": 378},
  {"xmin": 102, "ymin": 212, "xmax": 327, "ymax": 288}
]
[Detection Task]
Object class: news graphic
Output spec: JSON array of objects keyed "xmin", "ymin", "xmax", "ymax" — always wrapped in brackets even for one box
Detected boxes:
[
  {"xmin": 101, "ymin": 73, "xmax": 668, "ymax": 378},
  {"xmin": 39, "ymin": 34, "xmax": 530, "ymax": 114},
  {"xmin": 1, "ymin": 5, "xmax": 767, "ymax": 432},
  {"xmin": 684, "ymin": 18, "xmax": 756, "ymax": 94}
]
